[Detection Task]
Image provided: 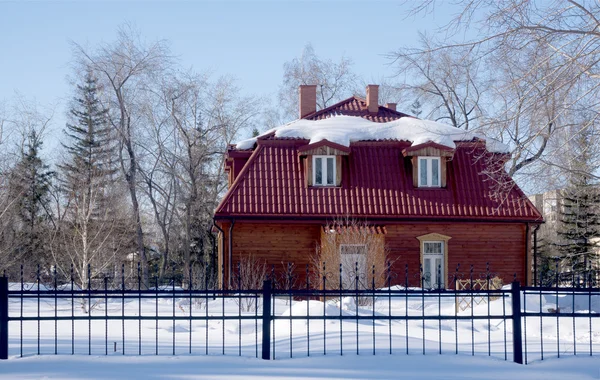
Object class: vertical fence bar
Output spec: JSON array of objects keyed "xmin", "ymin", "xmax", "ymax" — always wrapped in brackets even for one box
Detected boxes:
[
  {"xmin": 523, "ymin": 286, "xmax": 528, "ymax": 364},
  {"xmin": 355, "ymin": 261, "xmax": 359, "ymax": 356},
  {"xmin": 21, "ymin": 265, "xmax": 24, "ymax": 358},
  {"xmin": 511, "ymin": 281, "xmax": 523, "ymax": 364},
  {"xmin": 104, "ymin": 277, "xmax": 108, "ymax": 356},
  {"xmin": 372, "ymin": 265, "xmax": 375, "ymax": 356},
  {"xmin": 70, "ymin": 265, "xmax": 73, "ymax": 355},
  {"xmin": 306, "ymin": 264, "xmax": 310, "ymax": 358},
  {"xmin": 87, "ymin": 265, "xmax": 91, "ymax": 356},
  {"xmin": 261, "ymin": 279, "xmax": 272, "ymax": 360},
  {"xmin": 0, "ymin": 277, "xmax": 8, "ymax": 360},
  {"xmin": 339, "ymin": 264, "xmax": 343, "ymax": 356},
  {"xmin": 122, "ymin": 265, "xmax": 125, "ymax": 355},
  {"xmin": 288, "ymin": 263, "xmax": 293, "ymax": 359},
  {"xmin": 138, "ymin": 263, "xmax": 141, "ymax": 356},
  {"xmin": 189, "ymin": 265, "xmax": 193, "ymax": 355},
  {"xmin": 37, "ymin": 265, "xmax": 40, "ymax": 356},
  {"xmin": 322, "ymin": 262, "xmax": 326, "ymax": 356},
  {"xmin": 172, "ymin": 275, "xmax": 176, "ymax": 356},
  {"xmin": 387, "ymin": 262, "xmax": 391, "ymax": 355},
  {"xmin": 405, "ymin": 264, "xmax": 409, "ymax": 355},
  {"xmin": 54, "ymin": 267, "xmax": 57, "ymax": 355},
  {"xmin": 469, "ymin": 265, "xmax": 474, "ymax": 357}
]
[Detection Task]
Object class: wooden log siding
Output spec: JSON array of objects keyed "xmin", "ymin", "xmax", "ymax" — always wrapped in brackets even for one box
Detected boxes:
[
  {"xmin": 218, "ymin": 222, "xmax": 527, "ymax": 289},
  {"xmin": 224, "ymin": 223, "xmax": 321, "ymax": 287},
  {"xmin": 385, "ymin": 223, "xmax": 527, "ymax": 287}
]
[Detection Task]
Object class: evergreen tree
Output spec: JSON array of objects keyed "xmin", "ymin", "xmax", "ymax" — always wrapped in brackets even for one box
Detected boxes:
[
  {"xmin": 555, "ymin": 127, "xmax": 600, "ymax": 273},
  {"xmin": 60, "ymin": 70, "xmax": 116, "ymax": 202},
  {"xmin": 410, "ymin": 99, "xmax": 423, "ymax": 118},
  {"xmin": 8, "ymin": 129, "xmax": 54, "ymax": 270},
  {"xmin": 56, "ymin": 70, "xmax": 127, "ymax": 289}
]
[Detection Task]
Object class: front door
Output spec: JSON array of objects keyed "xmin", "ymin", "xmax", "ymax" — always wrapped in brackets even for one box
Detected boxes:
[
  {"xmin": 340, "ymin": 244, "xmax": 367, "ymax": 289},
  {"xmin": 423, "ymin": 241, "xmax": 444, "ymax": 289}
]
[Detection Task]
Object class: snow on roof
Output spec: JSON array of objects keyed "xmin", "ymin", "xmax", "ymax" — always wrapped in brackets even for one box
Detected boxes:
[{"xmin": 235, "ymin": 115, "xmax": 509, "ymax": 153}]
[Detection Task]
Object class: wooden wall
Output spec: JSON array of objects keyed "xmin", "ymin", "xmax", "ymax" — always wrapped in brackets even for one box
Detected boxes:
[
  {"xmin": 218, "ymin": 221, "xmax": 528, "ymax": 288},
  {"xmin": 385, "ymin": 223, "xmax": 527, "ymax": 287},
  {"xmin": 220, "ymin": 222, "xmax": 320, "ymax": 287}
]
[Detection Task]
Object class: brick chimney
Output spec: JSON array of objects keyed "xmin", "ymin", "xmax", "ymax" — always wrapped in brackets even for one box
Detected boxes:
[
  {"xmin": 299, "ymin": 85, "xmax": 317, "ymax": 119},
  {"xmin": 384, "ymin": 103, "xmax": 397, "ymax": 111},
  {"xmin": 366, "ymin": 84, "xmax": 379, "ymax": 114}
]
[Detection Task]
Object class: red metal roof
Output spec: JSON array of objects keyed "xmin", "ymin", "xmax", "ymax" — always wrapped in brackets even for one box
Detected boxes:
[
  {"xmin": 304, "ymin": 96, "xmax": 411, "ymax": 122},
  {"xmin": 215, "ymin": 139, "xmax": 542, "ymax": 221}
]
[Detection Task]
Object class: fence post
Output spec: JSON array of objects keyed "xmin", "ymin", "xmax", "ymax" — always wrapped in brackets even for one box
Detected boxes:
[
  {"xmin": 0, "ymin": 277, "xmax": 8, "ymax": 360},
  {"xmin": 511, "ymin": 280, "xmax": 523, "ymax": 364},
  {"xmin": 261, "ymin": 279, "xmax": 272, "ymax": 360}
]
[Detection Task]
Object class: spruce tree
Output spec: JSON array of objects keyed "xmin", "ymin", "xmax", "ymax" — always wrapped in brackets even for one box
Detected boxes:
[
  {"xmin": 8, "ymin": 129, "xmax": 54, "ymax": 270},
  {"xmin": 555, "ymin": 127, "xmax": 600, "ymax": 273},
  {"xmin": 57, "ymin": 70, "xmax": 125, "ymax": 289},
  {"xmin": 410, "ymin": 99, "xmax": 423, "ymax": 118},
  {"xmin": 60, "ymin": 70, "xmax": 116, "ymax": 203}
]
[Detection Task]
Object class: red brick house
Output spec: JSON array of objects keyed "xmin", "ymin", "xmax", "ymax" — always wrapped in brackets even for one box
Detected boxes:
[{"xmin": 214, "ymin": 85, "xmax": 542, "ymax": 289}]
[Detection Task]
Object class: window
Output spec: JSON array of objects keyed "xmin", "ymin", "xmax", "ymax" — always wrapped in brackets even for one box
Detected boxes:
[
  {"xmin": 422, "ymin": 241, "xmax": 444, "ymax": 289},
  {"xmin": 340, "ymin": 244, "xmax": 367, "ymax": 288},
  {"xmin": 313, "ymin": 155, "xmax": 336, "ymax": 186},
  {"xmin": 418, "ymin": 157, "xmax": 441, "ymax": 187},
  {"xmin": 417, "ymin": 233, "xmax": 451, "ymax": 289}
]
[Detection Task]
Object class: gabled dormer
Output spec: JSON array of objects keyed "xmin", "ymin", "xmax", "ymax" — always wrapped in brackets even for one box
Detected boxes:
[
  {"xmin": 402, "ymin": 142, "xmax": 454, "ymax": 188},
  {"xmin": 298, "ymin": 139, "xmax": 350, "ymax": 187}
]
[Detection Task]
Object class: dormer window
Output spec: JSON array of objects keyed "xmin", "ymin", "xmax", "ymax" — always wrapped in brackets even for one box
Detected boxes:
[
  {"xmin": 418, "ymin": 157, "xmax": 441, "ymax": 187},
  {"xmin": 299, "ymin": 140, "xmax": 348, "ymax": 187},
  {"xmin": 313, "ymin": 155, "xmax": 336, "ymax": 186}
]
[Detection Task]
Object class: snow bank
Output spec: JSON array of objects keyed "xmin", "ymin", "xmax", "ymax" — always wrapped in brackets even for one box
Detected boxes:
[
  {"xmin": 279, "ymin": 300, "xmax": 347, "ymax": 317},
  {"xmin": 235, "ymin": 115, "xmax": 509, "ymax": 153}
]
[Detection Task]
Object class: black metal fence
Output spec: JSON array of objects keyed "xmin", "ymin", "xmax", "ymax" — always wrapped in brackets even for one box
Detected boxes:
[{"xmin": 0, "ymin": 263, "xmax": 598, "ymax": 365}]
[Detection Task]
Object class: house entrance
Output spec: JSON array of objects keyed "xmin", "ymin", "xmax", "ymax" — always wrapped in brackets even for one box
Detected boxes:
[
  {"xmin": 423, "ymin": 241, "xmax": 444, "ymax": 289},
  {"xmin": 340, "ymin": 244, "xmax": 367, "ymax": 289}
]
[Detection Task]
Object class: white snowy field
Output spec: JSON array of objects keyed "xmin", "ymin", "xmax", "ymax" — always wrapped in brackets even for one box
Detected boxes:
[{"xmin": 2, "ymin": 284, "xmax": 599, "ymax": 379}]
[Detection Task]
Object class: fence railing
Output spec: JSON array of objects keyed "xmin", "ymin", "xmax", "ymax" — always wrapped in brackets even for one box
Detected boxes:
[{"xmin": 0, "ymin": 265, "xmax": 598, "ymax": 365}]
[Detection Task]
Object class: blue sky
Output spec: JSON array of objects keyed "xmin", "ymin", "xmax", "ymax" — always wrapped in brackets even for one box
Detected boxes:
[{"xmin": 0, "ymin": 1, "xmax": 451, "ymax": 146}]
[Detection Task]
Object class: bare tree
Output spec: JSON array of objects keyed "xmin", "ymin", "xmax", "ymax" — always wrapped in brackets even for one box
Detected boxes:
[
  {"xmin": 391, "ymin": 36, "xmax": 487, "ymax": 130},
  {"xmin": 276, "ymin": 43, "xmax": 358, "ymax": 123},
  {"xmin": 139, "ymin": 71, "xmax": 261, "ymax": 284},
  {"xmin": 396, "ymin": 0, "xmax": 600, "ymax": 187},
  {"xmin": 73, "ymin": 25, "xmax": 172, "ymax": 284}
]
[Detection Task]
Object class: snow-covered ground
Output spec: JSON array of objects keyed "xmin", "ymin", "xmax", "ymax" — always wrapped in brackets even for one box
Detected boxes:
[
  {"xmin": 3, "ymin": 285, "xmax": 599, "ymax": 379},
  {"xmin": 0, "ymin": 354, "xmax": 599, "ymax": 379}
]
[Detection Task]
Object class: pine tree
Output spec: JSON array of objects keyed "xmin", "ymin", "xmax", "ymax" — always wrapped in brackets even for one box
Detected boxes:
[
  {"xmin": 555, "ymin": 127, "xmax": 600, "ymax": 273},
  {"xmin": 8, "ymin": 129, "xmax": 54, "ymax": 270}
]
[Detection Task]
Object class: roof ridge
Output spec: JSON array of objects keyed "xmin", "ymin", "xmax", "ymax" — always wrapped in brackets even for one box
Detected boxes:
[
  {"xmin": 303, "ymin": 96, "xmax": 361, "ymax": 120},
  {"xmin": 305, "ymin": 95, "xmax": 412, "ymax": 120}
]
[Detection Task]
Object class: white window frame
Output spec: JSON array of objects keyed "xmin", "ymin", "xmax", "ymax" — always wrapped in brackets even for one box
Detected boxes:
[
  {"xmin": 422, "ymin": 241, "xmax": 445, "ymax": 289},
  {"xmin": 313, "ymin": 155, "xmax": 336, "ymax": 186},
  {"xmin": 418, "ymin": 156, "xmax": 441, "ymax": 188}
]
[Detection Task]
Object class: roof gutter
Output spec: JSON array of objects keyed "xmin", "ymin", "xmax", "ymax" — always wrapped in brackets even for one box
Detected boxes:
[
  {"xmin": 532, "ymin": 224, "xmax": 541, "ymax": 286},
  {"xmin": 211, "ymin": 217, "xmax": 236, "ymax": 289},
  {"xmin": 525, "ymin": 223, "xmax": 530, "ymax": 286},
  {"xmin": 213, "ymin": 215, "xmax": 544, "ymax": 225},
  {"xmin": 228, "ymin": 218, "xmax": 235, "ymax": 290},
  {"xmin": 212, "ymin": 219, "xmax": 225, "ymax": 288}
]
